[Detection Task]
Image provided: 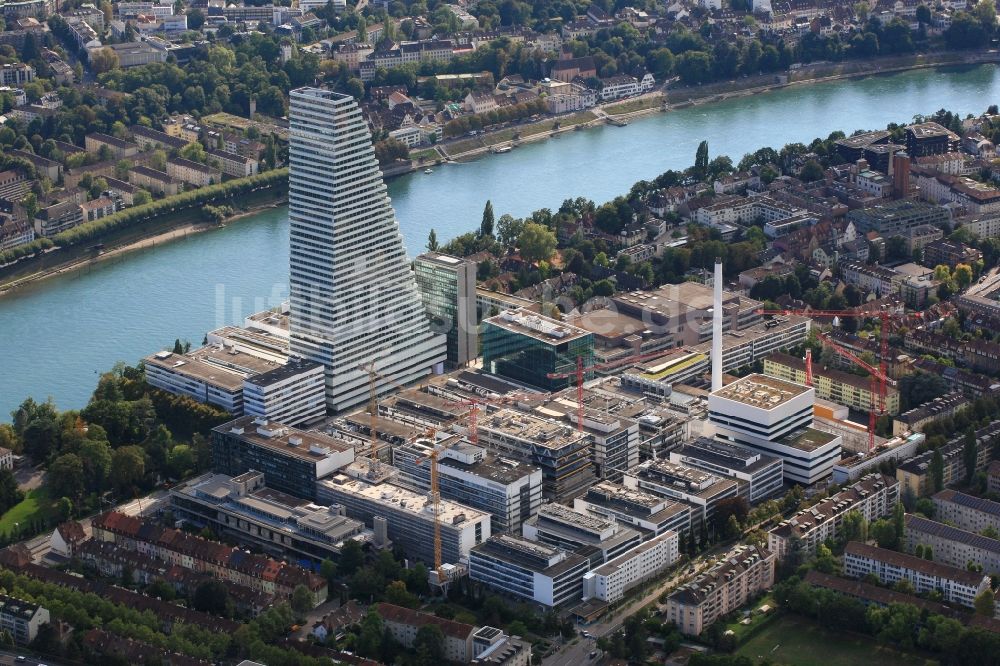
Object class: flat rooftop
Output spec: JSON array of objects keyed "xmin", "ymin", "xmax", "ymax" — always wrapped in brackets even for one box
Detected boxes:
[
  {"xmin": 484, "ymin": 309, "xmax": 591, "ymax": 345},
  {"xmin": 480, "ymin": 409, "xmax": 588, "ymax": 450},
  {"xmin": 416, "ymin": 251, "xmax": 470, "ymax": 269},
  {"xmin": 319, "ymin": 476, "xmax": 490, "ymax": 526},
  {"xmin": 712, "ymin": 373, "xmax": 809, "ymax": 410},
  {"xmin": 146, "ymin": 346, "xmax": 283, "ymax": 390},
  {"xmin": 216, "ymin": 415, "xmax": 355, "ymax": 462},
  {"xmin": 779, "ymin": 426, "xmax": 838, "ymax": 452}
]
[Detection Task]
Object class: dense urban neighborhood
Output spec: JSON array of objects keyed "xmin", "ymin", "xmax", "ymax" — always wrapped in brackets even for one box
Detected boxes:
[{"xmin": 7, "ymin": 0, "xmax": 1000, "ymax": 664}]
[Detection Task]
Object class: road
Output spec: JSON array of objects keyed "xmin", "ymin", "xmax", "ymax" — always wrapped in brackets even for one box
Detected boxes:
[
  {"xmin": 544, "ymin": 554, "xmax": 720, "ymax": 666},
  {"xmin": 962, "ymin": 266, "xmax": 1000, "ymax": 298},
  {"xmin": 0, "ymin": 648, "xmax": 65, "ymax": 665}
]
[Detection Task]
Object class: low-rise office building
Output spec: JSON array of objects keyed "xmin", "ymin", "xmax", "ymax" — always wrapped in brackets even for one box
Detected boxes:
[
  {"xmin": 664, "ymin": 545, "xmax": 776, "ymax": 636},
  {"xmin": 582, "ymin": 530, "xmax": 679, "ymax": 603},
  {"xmin": 316, "ymin": 474, "xmax": 491, "ymax": 565},
  {"xmin": 574, "ymin": 481, "xmax": 692, "ymax": 539},
  {"xmin": 241, "ymin": 357, "xmax": 327, "ymax": 427},
  {"xmin": 212, "ymin": 415, "xmax": 356, "ymax": 500},
  {"xmin": 393, "ymin": 437, "xmax": 542, "ymax": 535},
  {"xmin": 768, "ymin": 473, "xmax": 899, "ymax": 560},
  {"xmin": 523, "ymin": 502, "xmax": 641, "ymax": 565},
  {"xmin": 623, "ymin": 459, "xmax": 739, "ymax": 525},
  {"xmin": 169, "ymin": 471, "xmax": 368, "ymax": 563},
  {"xmin": 533, "ymin": 395, "xmax": 640, "ymax": 481},
  {"xmin": 905, "ymin": 513, "xmax": 1000, "ymax": 574},
  {"xmin": 469, "ymin": 534, "xmax": 590, "ymax": 607},
  {"xmin": 843, "ymin": 541, "xmax": 990, "ymax": 608},
  {"xmin": 669, "ymin": 438, "xmax": 783, "ymax": 504}
]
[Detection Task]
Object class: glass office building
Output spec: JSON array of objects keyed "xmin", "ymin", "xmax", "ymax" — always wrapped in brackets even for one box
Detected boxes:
[{"xmin": 414, "ymin": 252, "xmax": 477, "ymax": 365}]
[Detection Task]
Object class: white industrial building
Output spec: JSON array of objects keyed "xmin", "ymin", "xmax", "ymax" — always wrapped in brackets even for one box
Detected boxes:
[
  {"xmin": 708, "ymin": 374, "xmax": 842, "ymax": 485},
  {"xmin": 582, "ymin": 530, "xmax": 679, "ymax": 603},
  {"xmin": 574, "ymin": 482, "xmax": 692, "ymax": 539},
  {"xmin": 523, "ymin": 502, "xmax": 642, "ymax": 565}
]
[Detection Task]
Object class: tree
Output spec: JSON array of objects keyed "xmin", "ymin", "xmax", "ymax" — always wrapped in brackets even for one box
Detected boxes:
[
  {"xmin": 974, "ymin": 587, "xmax": 997, "ymax": 617},
  {"xmin": 133, "ymin": 189, "xmax": 152, "ymax": 206},
  {"xmin": 180, "ymin": 142, "xmax": 207, "ymax": 164},
  {"xmin": 413, "ymin": 625, "xmax": 445, "ymax": 666},
  {"xmin": 48, "ymin": 453, "xmax": 84, "ymax": 499},
  {"xmin": 916, "ymin": 3, "xmax": 931, "ymax": 24},
  {"xmin": 724, "ymin": 515, "xmax": 741, "ymax": 540},
  {"xmin": 841, "ymin": 510, "xmax": 868, "ymax": 544},
  {"xmin": 496, "ymin": 214, "xmax": 524, "ymax": 247},
  {"xmin": 427, "ymin": 228, "xmax": 438, "ymax": 251},
  {"xmin": 110, "ymin": 445, "xmax": 145, "ymax": 492},
  {"xmin": 193, "ymin": 580, "xmax": 230, "ymax": 616},
  {"xmin": 187, "ymin": 8, "xmax": 205, "ymax": 29},
  {"xmin": 872, "ymin": 518, "xmax": 898, "ymax": 550},
  {"xmin": 931, "ymin": 447, "xmax": 945, "ymax": 492},
  {"xmin": 173, "ymin": 338, "xmax": 184, "ymax": 354},
  {"xmin": 481, "ymin": 200, "xmax": 495, "ymax": 238},
  {"xmin": 964, "ymin": 429, "xmax": 978, "ymax": 484},
  {"xmin": 291, "ymin": 584, "xmax": 314, "ymax": 616},
  {"xmin": 799, "ymin": 160, "xmax": 825, "ymax": 182},
  {"xmin": 89, "ymin": 47, "xmax": 120, "ymax": 74},
  {"xmin": 385, "ymin": 579, "xmax": 418, "ymax": 608},
  {"xmin": 0, "ymin": 471, "xmax": 22, "ymax": 515},
  {"xmin": 693, "ymin": 140, "xmax": 709, "ymax": 180},
  {"xmin": 518, "ymin": 222, "xmax": 556, "ymax": 264},
  {"xmin": 338, "ymin": 539, "xmax": 364, "ymax": 576}
]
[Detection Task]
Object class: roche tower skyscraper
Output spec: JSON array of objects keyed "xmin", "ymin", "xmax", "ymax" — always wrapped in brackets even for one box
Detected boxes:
[{"xmin": 288, "ymin": 87, "xmax": 446, "ymax": 412}]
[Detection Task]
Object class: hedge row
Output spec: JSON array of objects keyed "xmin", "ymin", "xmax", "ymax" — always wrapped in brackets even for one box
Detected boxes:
[
  {"xmin": 0, "ymin": 237, "xmax": 54, "ymax": 267},
  {"xmin": 53, "ymin": 167, "xmax": 290, "ymax": 249}
]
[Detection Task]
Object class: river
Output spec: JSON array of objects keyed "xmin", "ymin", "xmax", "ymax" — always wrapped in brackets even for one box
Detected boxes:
[{"xmin": 2, "ymin": 64, "xmax": 1000, "ymax": 417}]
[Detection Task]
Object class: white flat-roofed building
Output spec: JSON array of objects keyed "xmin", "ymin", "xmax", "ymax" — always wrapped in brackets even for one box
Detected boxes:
[
  {"xmin": 242, "ymin": 356, "xmax": 326, "ymax": 427},
  {"xmin": 315, "ymin": 475, "xmax": 491, "ymax": 565},
  {"xmin": 582, "ymin": 530, "xmax": 679, "ymax": 603},
  {"xmin": 469, "ymin": 534, "xmax": 590, "ymax": 607},
  {"xmin": 842, "ymin": 541, "xmax": 990, "ymax": 609},
  {"xmin": 392, "ymin": 437, "xmax": 543, "ymax": 535},
  {"xmin": 665, "ymin": 545, "xmax": 776, "ymax": 636},
  {"xmin": 768, "ymin": 473, "xmax": 899, "ymax": 560},
  {"xmin": 0, "ymin": 595, "xmax": 49, "ymax": 645},
  {"xmin": 212, "ymin": 415, "xmax": 356, "ymax": 501},
  {"xmin": 523, "ymin": 502, "xmax": 642, "ymax": 565},
  {"xmin": 623, "ymin": 459, "xmax": 739, "ymax": 525},
  {"xmin": 669, "ymin": 438, "xmax": 784, "ymax": 504},
  {"xmin": 574, "ymin": 481, "xmax": 691, "ymax": 538},
  {"xmin": 145, "ymin": 348, "xmax": 281, "ymax": 413},
  {"xmin": 688, "ymin": 315, "xmax": 811, "ymax": 377},
  {"xmin": 905, "ymin": 514, "xmax": 1000, "ymax": 575},
  {"xmin": 169, "ymin": 471, "xmax": 368, "ymax": 563},
  {"xmin": 932, "ymin": 489, "xmax": 1000, "ymax": 535},
  {"xmin": 709, "ymin": 374, "xmax": 842, "ymax": 485}
]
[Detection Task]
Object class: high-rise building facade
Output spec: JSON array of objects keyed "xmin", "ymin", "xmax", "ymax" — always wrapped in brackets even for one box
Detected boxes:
[
  {"xmin": 414, "ymin": 252, "xmax": 478, "ymax": 365},
  {"xmin": 287, "ymin": 88, "xmax": 446, "ymax": 412}
]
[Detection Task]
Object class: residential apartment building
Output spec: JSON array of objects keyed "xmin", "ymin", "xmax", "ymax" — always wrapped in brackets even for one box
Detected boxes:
[
  {"xmin": 843, "ymin": 541, "xmax": 990, "ymax": 608},
  {"xmin": 92, "ymin": 511, "xmax": 327, "ymax": 604},
  {"xmin": 315, "ymin": 474, "xmax": 491, "ymax": 565},
  {"xmin": 169, "ymin": 471, "xmax": 367, "ymax": 562},
  {"xmin": 763, "ymin": 352, "xmax": 901, "ymax": 416},
  {"xmin": 377, "ymin": 603, "xmax": 476, "ymax": 663},
  {"xmin": 287, "ymin": 88, "xmax": 445, "ymax": 413},
  {"xmin": 708, "ymin": 374, "xmax": 842, "ymax": 485},
  {"xmin": 208, "ymin": 148, "xmax": 259, "ymax": 178},
  {"xmin": 582, "ymin": 531, "xmax": 679, "ymax": 603},
  {"xmin": 0, "ymin": 596, "xmax": 49, "ymax": 645},
  {"xmin": 80, "ymin": 197, "xmax": 115, "ymax": 222},
  {"xmin": 129, "ymin": 124, "xmax": 189, "ymax": 152},
  {"xmin": 574, "ymin": 482, "xmax": 692, "ymax": 539},
  {"xmin": 84, "ymin": 132, "xmax": 139, "ymax": 159},
  {"xmin": 166, "ymin": 157, "xmax": 221, "ymax": 187},
  {"xmin": 922, "ymin": 238, "xmax": 983, "ymax": 269},
  {"xmin": 767, "ymin": 473, "xmax": 899, "ymax": 560},
  {"xmin": 393, "ymin": 437, "xmax": 542, "ymax": 535},
  {"xmin": 847, "ymin": 199, "xmax": 951, "ymax": 237},
  {"xmin": 905, "ymin": 514, "xmax": 1000, "ymax": 574},
  {"xmin": 665, "ymin": 545, "xmax": 776, "ymax": 636},
  {"xmin": 469, "ymin": 534, "xmax": 590, "ymax": 607},
  {"xmin": 211, "ymin": 415, "xmax": 355, "ymax": 500},
  {"xmin": 933, "ymin": 489, "xmax": 1000, "ymax": 535},
  {"xmin": 895, "ymin": 420, "xmax": 1000, "ymax": 498},
  {"xmin": 892, "ymin": 391, "xmax": 969, "ymax": 436},
  {"xmin": 669, "ymin": 438, "xmax": 784, "ymax": 504},
  {"xmin": 129, "ymin": 166, "xmax": 179, "ymax": 196}
]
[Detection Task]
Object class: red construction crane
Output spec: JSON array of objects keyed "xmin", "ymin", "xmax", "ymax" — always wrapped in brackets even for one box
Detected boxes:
[
  {"xmin": 437, "ymin": 391, "xmax": 553, "ymax": 446},
  {"xmin": 757, "ymin": 307, "xmax": 901, "ymax": 416},
  {"xmin": 545, "ymin": 349, "xmax": 693, "ymax": 433},
  {"xmin": 814, "ymin": 330, "xmax": 893, "ymax": 452}
]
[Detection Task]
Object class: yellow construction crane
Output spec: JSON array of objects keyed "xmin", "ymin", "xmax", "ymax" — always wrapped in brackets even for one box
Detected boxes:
[{"xmin": 416, "ymin": 427, "xmax": 452, "ymax": 588}]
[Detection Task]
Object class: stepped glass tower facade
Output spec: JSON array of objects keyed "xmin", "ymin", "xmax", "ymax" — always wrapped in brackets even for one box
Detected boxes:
[{"xmin": 288, "ymin": 88, "xmax": 446, "ymax": 412}]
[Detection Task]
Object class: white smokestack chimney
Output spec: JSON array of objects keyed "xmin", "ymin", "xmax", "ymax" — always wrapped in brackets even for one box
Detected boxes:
[{"xmin": 712, "ymin": 257, "xmax": 723, "ymax": 393}]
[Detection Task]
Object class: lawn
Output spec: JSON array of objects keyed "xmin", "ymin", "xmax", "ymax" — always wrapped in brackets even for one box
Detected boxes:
[
  {"xmin": 736, "ymin": 614, "xmax": 933, "ymax": 666},
  {"xmin": 0, "ymin": 487, "xmax": 53, "ymax": 538}
]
